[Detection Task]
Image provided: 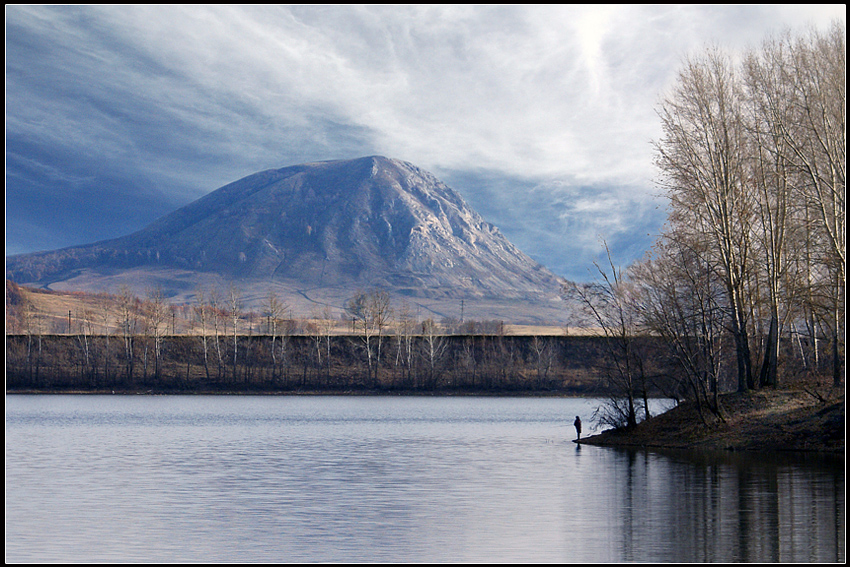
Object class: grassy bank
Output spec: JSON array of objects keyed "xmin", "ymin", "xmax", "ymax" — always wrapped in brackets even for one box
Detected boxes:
[{"xmin": 579, "ymin": 378, "xmax": 844, "ymax": 454}]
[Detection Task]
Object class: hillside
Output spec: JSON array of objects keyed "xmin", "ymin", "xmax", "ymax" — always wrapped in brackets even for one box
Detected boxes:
[{"xmin": 6, "ymin": 157, "xmax": 567, "ymax": 323}]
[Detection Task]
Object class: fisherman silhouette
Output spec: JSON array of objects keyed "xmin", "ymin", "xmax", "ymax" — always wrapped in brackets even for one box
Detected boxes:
[{"xmin": 574, "ymin": 416, "xmax": 582, "ymax": 440}]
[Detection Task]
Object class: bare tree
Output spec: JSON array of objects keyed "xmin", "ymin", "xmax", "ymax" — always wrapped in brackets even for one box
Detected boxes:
[
  {"xmin": 649, "ymin": 23, "xmax": 844, "ymax": 395},
  {"xmin": 313, "ymin": 304, "xmax": 334, "ymax": 385},
  {"xmin": 17, "ymin": 294, "xmax": 44, "ymax": 384},
  {"xmin": 345, "ymin": 288, "xmax": 393, "ymax": 385},
  {"xmin": 563, "ymin": 242, "xmax": 647, "ymax": 428},
  {"xmin": 193, "ymin": 288, "xmax": 212, "ymax": 381},
  {"xmin": 630, "ymin": 236, "xmax": 726, "ymax": 422},
  {"xmin": 530, "ymin": 336, "xmax": 556, "ymax": 389},
  {"xmin": 743, "ymin": 36, "xmax": 798, "ymax": 388},
  {"xmin": 394, "ymin": 300, "xmax": 418, "ymax": 388},
  {"xmin": 261, "ymin": 290, "xmax": 286, "ymax": 381},
  {"xmin": 655, "ymin": 46, "xmax": 757, "ymax": 392},
  {"xmin": 742, "ymin": 24, "xmax": 845, "ymax": 388},
  {"xmin": 209, "ymin": 288, "xmax": 225, "ymax": 380},
  {"xmin": 146, "ymin": 287, "xmax": 169, "ymax": 381},
  {"xmin": 783, "ymin": 24, "xmax": 845, "ymax": 386},
  {"xmin": 420, "ymin": 318, "xmax": 447, "ymax": 390},
  {"xmin": 227, "ymin": 284, "xmax": 242, "ymax": 382},
  {"xmin": 118, "ymin": 285, "xmax": 138, "ymax": 381},
  {"xmin": 77, "ymin": 308, "xmax": 95, "ymax": 381},
  {"xmin": 99, "ymin": 300, "xmax": 112, "ymax": 385}
]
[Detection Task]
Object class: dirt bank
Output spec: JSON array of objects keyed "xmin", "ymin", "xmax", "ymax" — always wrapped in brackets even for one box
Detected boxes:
[{"xmin": 579, "ymin": 381, "xmax": 844, "ymax": 454}]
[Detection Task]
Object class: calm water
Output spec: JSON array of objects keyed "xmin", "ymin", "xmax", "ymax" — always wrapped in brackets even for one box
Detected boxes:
[{"xmin": 5, "ymin": 395, "xmax": 844, "ymax": 563}]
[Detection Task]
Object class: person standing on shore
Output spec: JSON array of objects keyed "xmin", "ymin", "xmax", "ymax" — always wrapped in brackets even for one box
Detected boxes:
[{"xmin": 574, "ymin": 416, "xmax": 582, "ymax": 440}]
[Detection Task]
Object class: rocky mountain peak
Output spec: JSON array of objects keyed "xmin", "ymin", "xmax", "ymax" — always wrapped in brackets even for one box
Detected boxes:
[{"xmin": 6, "ymin": 156, "xmax": 564, "ymax": 309}]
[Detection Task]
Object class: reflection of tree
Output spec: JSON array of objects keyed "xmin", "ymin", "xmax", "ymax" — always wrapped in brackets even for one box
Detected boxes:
[{"xmin": 612, "ymin": 448, "xmax": 843, "ymax": 562}]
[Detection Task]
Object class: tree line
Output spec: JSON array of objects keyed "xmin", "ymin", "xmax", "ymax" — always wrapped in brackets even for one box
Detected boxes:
[
  {"xmin": 6, "ymin": 326, "xmax": 635, "ymax": 397},
  {"xmin": 565, "ymin": 23, "xmax": 844, "ymax": 428},
  {"xmin": 7, "ymin": 284, "xmax": 642, "ymax": 395}
]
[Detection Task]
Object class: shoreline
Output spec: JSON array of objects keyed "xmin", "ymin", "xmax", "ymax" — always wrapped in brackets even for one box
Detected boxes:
[
  {"xmin": 8, "ymin": 384, "xmax": 843, "ymax": 455},
  {"xmin": 577, "ymin": 386, "xmax": 844, "ymax": 455},
  {"xmin": 4, "ymin": 388, "xmax": 596, "ymax": 397}
]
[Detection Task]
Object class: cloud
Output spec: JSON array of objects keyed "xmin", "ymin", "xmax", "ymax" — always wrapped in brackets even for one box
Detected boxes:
[{"xmin": 5, "ymin": 5, "xmax": 846, "ymax": 277}]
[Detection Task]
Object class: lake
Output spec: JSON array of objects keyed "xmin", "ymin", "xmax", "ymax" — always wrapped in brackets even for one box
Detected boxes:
[{"xmin": 5, "ymin": 395, "xmax": 844, "ymax": 562}]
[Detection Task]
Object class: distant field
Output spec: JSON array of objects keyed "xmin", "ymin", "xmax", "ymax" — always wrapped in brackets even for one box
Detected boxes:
[{"xmin": 7, "ymin": 281, "xmax": 586, "ymax": 336}]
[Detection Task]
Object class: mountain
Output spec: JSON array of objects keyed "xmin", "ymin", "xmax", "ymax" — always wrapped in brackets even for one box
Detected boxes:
[{"xmin": 6, "ymin": 156, "xmax": 566, "ymax": 322}]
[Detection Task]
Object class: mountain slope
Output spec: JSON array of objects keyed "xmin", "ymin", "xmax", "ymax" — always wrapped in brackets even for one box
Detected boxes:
[{"xmin": 6, "ymin": 156, "xmax": 565, "ymax": 319}]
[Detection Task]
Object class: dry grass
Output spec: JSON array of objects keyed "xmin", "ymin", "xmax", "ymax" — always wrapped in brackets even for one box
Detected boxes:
[{"xmin": 7, "ymin": 282, "xmax": 580, "ymax": 336}]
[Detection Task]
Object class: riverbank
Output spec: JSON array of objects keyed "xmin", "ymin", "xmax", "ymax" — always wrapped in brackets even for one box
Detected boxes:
[
  {"xmin": 579, "ymin": 381, "xmax": 844, "ymax": 454},
  {"xmin": 4, "ymin": 387, "xmax": 592, "ymax": 397}
]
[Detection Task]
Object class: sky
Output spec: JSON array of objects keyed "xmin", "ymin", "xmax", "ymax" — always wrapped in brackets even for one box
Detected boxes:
[{"xmin": 5, "ymin": 5, "xmax": 846, "ymax": 282}]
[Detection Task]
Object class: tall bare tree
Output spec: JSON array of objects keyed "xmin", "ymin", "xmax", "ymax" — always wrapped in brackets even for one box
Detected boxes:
[
  {"xmin": 118, "ymin": 285, "xmax": 138, "ymax": 381},
  {"xmin": 784, "ymin": 24, "xmax": 845, "ymax": 386},
  {"xmin": 655, "ymin": 46, "xmax": 756, "ymax": 392},
  {"xmin": 650, "ymin": 23, "xmax": 844, "ymax": 394},
  {"xmin": 743, "ymin": 35, "xmax": 797, "ymax": 388},
  {"xmin": 209, "ymin": 288, "xmax": 225, "ymax": 380},
  {"xmin": 146, "ymin": 287, "xmax": 168, "ymax": 381},
  {"xmin": 227, "ymin": 284, "xmax": 242, "ymax": 382}
]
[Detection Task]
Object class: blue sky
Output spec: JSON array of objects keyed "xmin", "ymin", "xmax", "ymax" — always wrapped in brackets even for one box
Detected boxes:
[{"xmin": 5, "ymin": 5, "xmax": 845, "ymax": 281}]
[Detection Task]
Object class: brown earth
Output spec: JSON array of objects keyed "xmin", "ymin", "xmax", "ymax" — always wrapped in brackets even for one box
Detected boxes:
[{"xmin": 579, "ymin": 379, "xmax": 845, "ymax": 454}]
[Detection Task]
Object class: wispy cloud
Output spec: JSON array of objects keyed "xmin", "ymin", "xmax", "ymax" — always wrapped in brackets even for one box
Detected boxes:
[{"xmin": 5, "ymin": 5, "xmax": 845, "ymax": 279}]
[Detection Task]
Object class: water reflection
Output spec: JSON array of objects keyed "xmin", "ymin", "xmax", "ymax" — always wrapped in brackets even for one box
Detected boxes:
[
  {"xmin": 603, "ymin": 447, "xmax": 844, "ymax": 563},
  {"xmin": 5, "ymin": 395, "xmax": 844, "ymax": 563}
]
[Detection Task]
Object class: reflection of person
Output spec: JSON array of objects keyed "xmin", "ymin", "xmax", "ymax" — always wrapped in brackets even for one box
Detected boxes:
[{"xmin": 574, "ymin": 416, "xmax": 582, "ymax": 440}]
